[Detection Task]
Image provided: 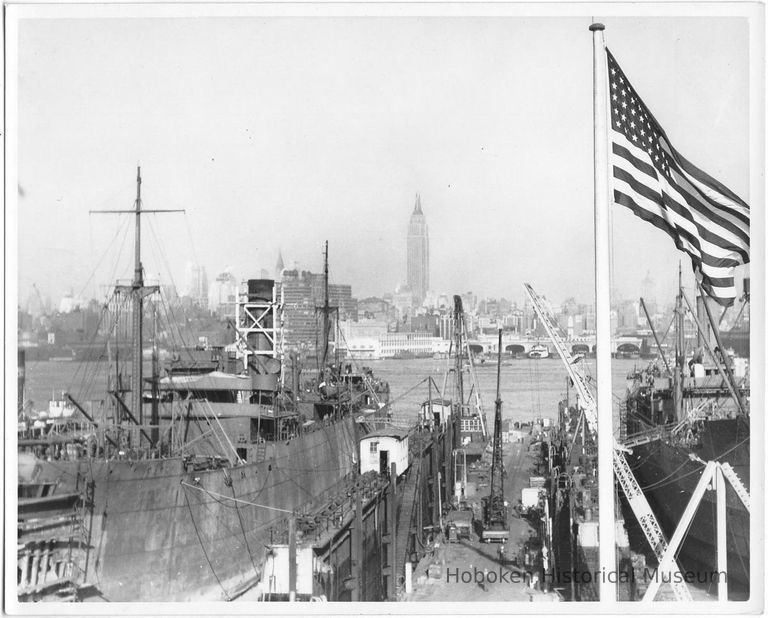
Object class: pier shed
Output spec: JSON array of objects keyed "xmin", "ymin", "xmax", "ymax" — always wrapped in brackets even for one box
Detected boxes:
[{"xmin": 360, "ymin": 429, "xmax": 409, "ymax": 477}]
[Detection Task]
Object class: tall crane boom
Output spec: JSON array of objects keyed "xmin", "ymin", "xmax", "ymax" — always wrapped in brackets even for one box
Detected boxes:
[
  {"xmin": 482, "ymin": 329, "xmax": 508, "ymax": 542},
  {"xmin": 452, "ymin": 296, "xmax": 487, "ymax": 440},
  {"xmin": 522, "ymin": 283, "xmax": 692, "ymax": 602}
]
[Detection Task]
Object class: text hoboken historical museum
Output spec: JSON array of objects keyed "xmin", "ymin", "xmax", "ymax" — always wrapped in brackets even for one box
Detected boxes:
[{"xmin": 445, "ymin": 566, "xmax": 728, "ymax": 586}]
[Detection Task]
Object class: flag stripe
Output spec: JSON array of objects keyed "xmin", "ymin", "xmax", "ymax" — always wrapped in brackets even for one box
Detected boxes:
[
  {"xmin": 612, "ymin": 162, "xmax": 747, "ymax": 261},
  {"xmin": 671, "ymin": 145, "xmax": 750, "ymax": 211},
  {"xmin": 613, "ymin": 182, "xmax": 742, "ymax": 268},
  {"xmin": 614, "ymin": 133, "xmax": 750, "ymax": 251},
  {"xmin": 606, "ymin": 47, "xmax": 749, "ymax": 307},
  {"xmin": 612, "ymin": 142, "xmax": 658, "ymax": 179},
  {"xmin": 661, "ymin": 141, "xmax": 751, "ymax": 227},
  {"xmin": 667, "ymin": 167, "xmax": 750, "ymax": 242},
  {"xmin": 614, "ymin": 191, "xmax": 736, "ymax": 299}
]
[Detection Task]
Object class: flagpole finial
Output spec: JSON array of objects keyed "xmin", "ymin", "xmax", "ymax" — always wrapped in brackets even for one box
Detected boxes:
[{"xmin": 589, "ymin": 23, "xmax": 605, "ymax": 31}]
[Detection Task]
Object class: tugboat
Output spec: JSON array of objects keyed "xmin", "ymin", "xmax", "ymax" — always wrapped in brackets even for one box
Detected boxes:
[{"xmin": 527, "ymin": 344, "xmax": 550, "ymax": 360}]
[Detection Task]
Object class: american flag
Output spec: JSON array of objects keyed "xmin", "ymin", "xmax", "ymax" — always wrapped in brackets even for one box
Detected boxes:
[{"xmin": 607, "ymin": 48, "xmax": 750, "ymax": 306}]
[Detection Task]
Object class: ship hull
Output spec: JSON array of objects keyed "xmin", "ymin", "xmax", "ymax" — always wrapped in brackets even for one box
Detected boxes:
[
  {"xmin": 622, "ymin": 417, "xmax": 750, "ymax": 599},
  {"xmin": 19, "ymin": 417, "xmax": 359, "ymax": 602}
]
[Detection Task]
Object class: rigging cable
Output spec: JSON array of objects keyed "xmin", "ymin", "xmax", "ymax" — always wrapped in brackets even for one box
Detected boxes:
[
  {"xmin": 79, "ymin": 211, "xmax": 131, "ymax": 303},
  {"xmin": 66, "ymin": 218, "xmax": 131, "ymax": 403},
  {"xmin": 229, "ymin": 479, "xmax": 264, "ymax": 576},
  {"xmin": 181, "ymin": 481, "xmax": 293, "ymax": 513},
  {"xmin": 181, "ymin": 483, "xmax": 230, "ymax": 600},
  {"xmin": 145, "ymin": 216, "xmax": 195, "ymax": 351}
]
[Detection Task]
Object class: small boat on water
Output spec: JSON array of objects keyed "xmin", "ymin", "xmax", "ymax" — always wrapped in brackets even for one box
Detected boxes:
[{"xmin": 527, "ymin": 344, "xmax": 549, "ymax": 359}]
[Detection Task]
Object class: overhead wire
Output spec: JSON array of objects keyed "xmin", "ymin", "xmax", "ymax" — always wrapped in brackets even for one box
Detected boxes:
[{"xmin": 66, "ymin": 218, "xmax": 132, "ymax": 404}]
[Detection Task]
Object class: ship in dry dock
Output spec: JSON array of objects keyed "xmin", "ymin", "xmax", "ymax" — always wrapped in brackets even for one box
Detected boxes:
[
  {"xmin": 520, "ymin": 280, "xmax": 751, "ymax": 603},
  {"xmin": 620, "ymin": 278, "xmax": 750, "ymax": 600},
  {"xmin": 16, "ymin": 170, "xmax": 390, "ymax": 602}
]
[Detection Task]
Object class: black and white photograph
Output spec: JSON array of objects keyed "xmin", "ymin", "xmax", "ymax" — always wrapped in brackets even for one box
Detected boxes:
[{"xmin": 4, "ymin": 2, "xmax": 763, "ymax": 614}]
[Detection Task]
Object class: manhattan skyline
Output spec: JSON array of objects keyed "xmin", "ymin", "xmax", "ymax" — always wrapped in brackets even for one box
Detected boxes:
[{"xmin": 10, "ymin": 9, "xmax": 756, "ymax": 314}]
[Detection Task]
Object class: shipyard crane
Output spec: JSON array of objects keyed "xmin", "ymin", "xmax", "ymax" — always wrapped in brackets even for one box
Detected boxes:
[
  {"xmin": 481, "ymin": 329, "xmax": 509, "ymax": 543},
  {"xmin": 449, "ymin": 295, "xmax": 487, "ymax": 504},
  {"xmin": 451, "ymin": 295, "xmax": 486, "ymax": 440},
  {"xmin": 522, "ymin": 283, "xmax": 693, "ymax": 602}
]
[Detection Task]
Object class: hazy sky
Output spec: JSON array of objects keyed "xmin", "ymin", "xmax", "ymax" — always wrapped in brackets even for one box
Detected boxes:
[{"xmin": 11, "ymin": 7, "xmax": 755, "ymax": 309}]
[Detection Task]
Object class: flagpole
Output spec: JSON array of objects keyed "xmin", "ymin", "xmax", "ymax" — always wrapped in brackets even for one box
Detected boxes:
[{"xmin": 590, "ymin": 21, "xmax": 617, "ymax": 603}]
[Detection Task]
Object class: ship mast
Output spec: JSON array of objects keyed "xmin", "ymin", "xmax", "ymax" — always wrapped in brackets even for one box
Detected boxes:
[
  {"xmin": 322, "ymin": 241, "xmax": 330, "ymax": 369},
  {"xmin": 130, "ymin": 169, "xmax": 148, "ymax": 428},
  {"xmin": 673, "ymin": 263, "xmax": 684, "ymax": 421},
  {"xmin": 92, "ymin": 168, "xmax": 183, "ymax": 444},
  {"xmin": 316, "ymin": 241, "xmax": 336, "ymax": 372}
]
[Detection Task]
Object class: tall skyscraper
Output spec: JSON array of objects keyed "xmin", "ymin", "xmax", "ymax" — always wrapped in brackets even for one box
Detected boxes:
[
  {"xmin": 407, "ymin": 194, "xmax": 429, "ymax": 306},
  {"xmin": 183, "ymin": 262, "xmax": 209, "ymax": 307},
  {"xmin": 640, "ymin": 270, "xmax": 657, "ymax": 315},
  {"xmin": 275, "ymin": 250, "xmax": 285, "ymax": 281}
]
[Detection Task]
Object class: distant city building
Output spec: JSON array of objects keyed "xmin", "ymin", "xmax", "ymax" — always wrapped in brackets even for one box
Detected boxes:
[
  {"xmin": 358, "ymin": 297, "xmax": 391, "ymax": 321},
  {"xmin": 392, "ymin": 284, "xmax": 414, "ymax": 320},
  {"xmin": 281, "ymin": 269, "xmax": 358, "ymax": 350},
  {"xmin": 617, "ymin": 300, "xmax": 640, "ymax": 333},
  {"xmin": 477, "ymin": 316, "xmax": 500, "ymax": 334},
  {"xmin": 26, "ymin": 286, "xmax": 45, "ymax": 319},
  {"xmin": 58, "ymin": 291, "xmax": 87, "ymax": 314},
  {"xmin": 503, "ymin": 310, "xmax": 524, "ymax": 334},
  {"xmin": 438, "ymin": 312, "xmax": 454, "ymax": 340},
  {"xmin": 411, "ymin": 314, "xmax": 440, "ymax": 336},
  {"xmin": 160, "ymin": 283, "xmax": 180, "ymax": 307},
  {"xmin": 640, "ymin": 270, "xmax": 657, "ymax": 315},
  {"xmin": 379, "ymin": 332, "xmax": 435, "ymax": 358},
  {"xmin": 462, "ymin": 292, "xmax": 477, "ymax": 313},
  {"xmin": 407, "ymin": 194, "xmax": 429, "ymax": 306},
  {"xmin": 339, "ymin": 319, "xmax": 388, "ymax": 359},
  {"xmin": 275, "ymin": 251, "xmax": 285, "ymax": 281},
  {"xmin": 183, "ymin": 262, "xmax": 209, "ymax": 307},
  {"xmin": 209, "ymin": 270, "xmax": 238, "ymax": 318},
  {"xmin": 338, "ymin": 321, "xmax": 449, "ymax": 360}
]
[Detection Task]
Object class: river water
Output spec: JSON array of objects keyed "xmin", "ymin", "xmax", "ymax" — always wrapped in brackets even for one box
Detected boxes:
[
  {"xmin": 23, "ymin": 357, "xmax": 642, "ymax": 426},
  {"xmin": 364, "ymin": 357, "xmax": 639, "ymax": 424}
]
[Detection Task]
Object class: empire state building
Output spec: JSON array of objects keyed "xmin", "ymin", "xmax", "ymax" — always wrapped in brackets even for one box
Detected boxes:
[{"xmin": 407, "ymin": 194, "xmax": 429, "ymax": 305}]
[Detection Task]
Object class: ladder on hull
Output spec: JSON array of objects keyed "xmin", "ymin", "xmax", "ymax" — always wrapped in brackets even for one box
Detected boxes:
[{"xmin": 719, "ymin": 462, "xmax": 750, "ymax": 510}]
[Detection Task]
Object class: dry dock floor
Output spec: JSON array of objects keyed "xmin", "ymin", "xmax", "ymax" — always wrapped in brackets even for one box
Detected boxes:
[{"xmin": 403, "ymin": 437, "xmax": 560, "ymax": 603}]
